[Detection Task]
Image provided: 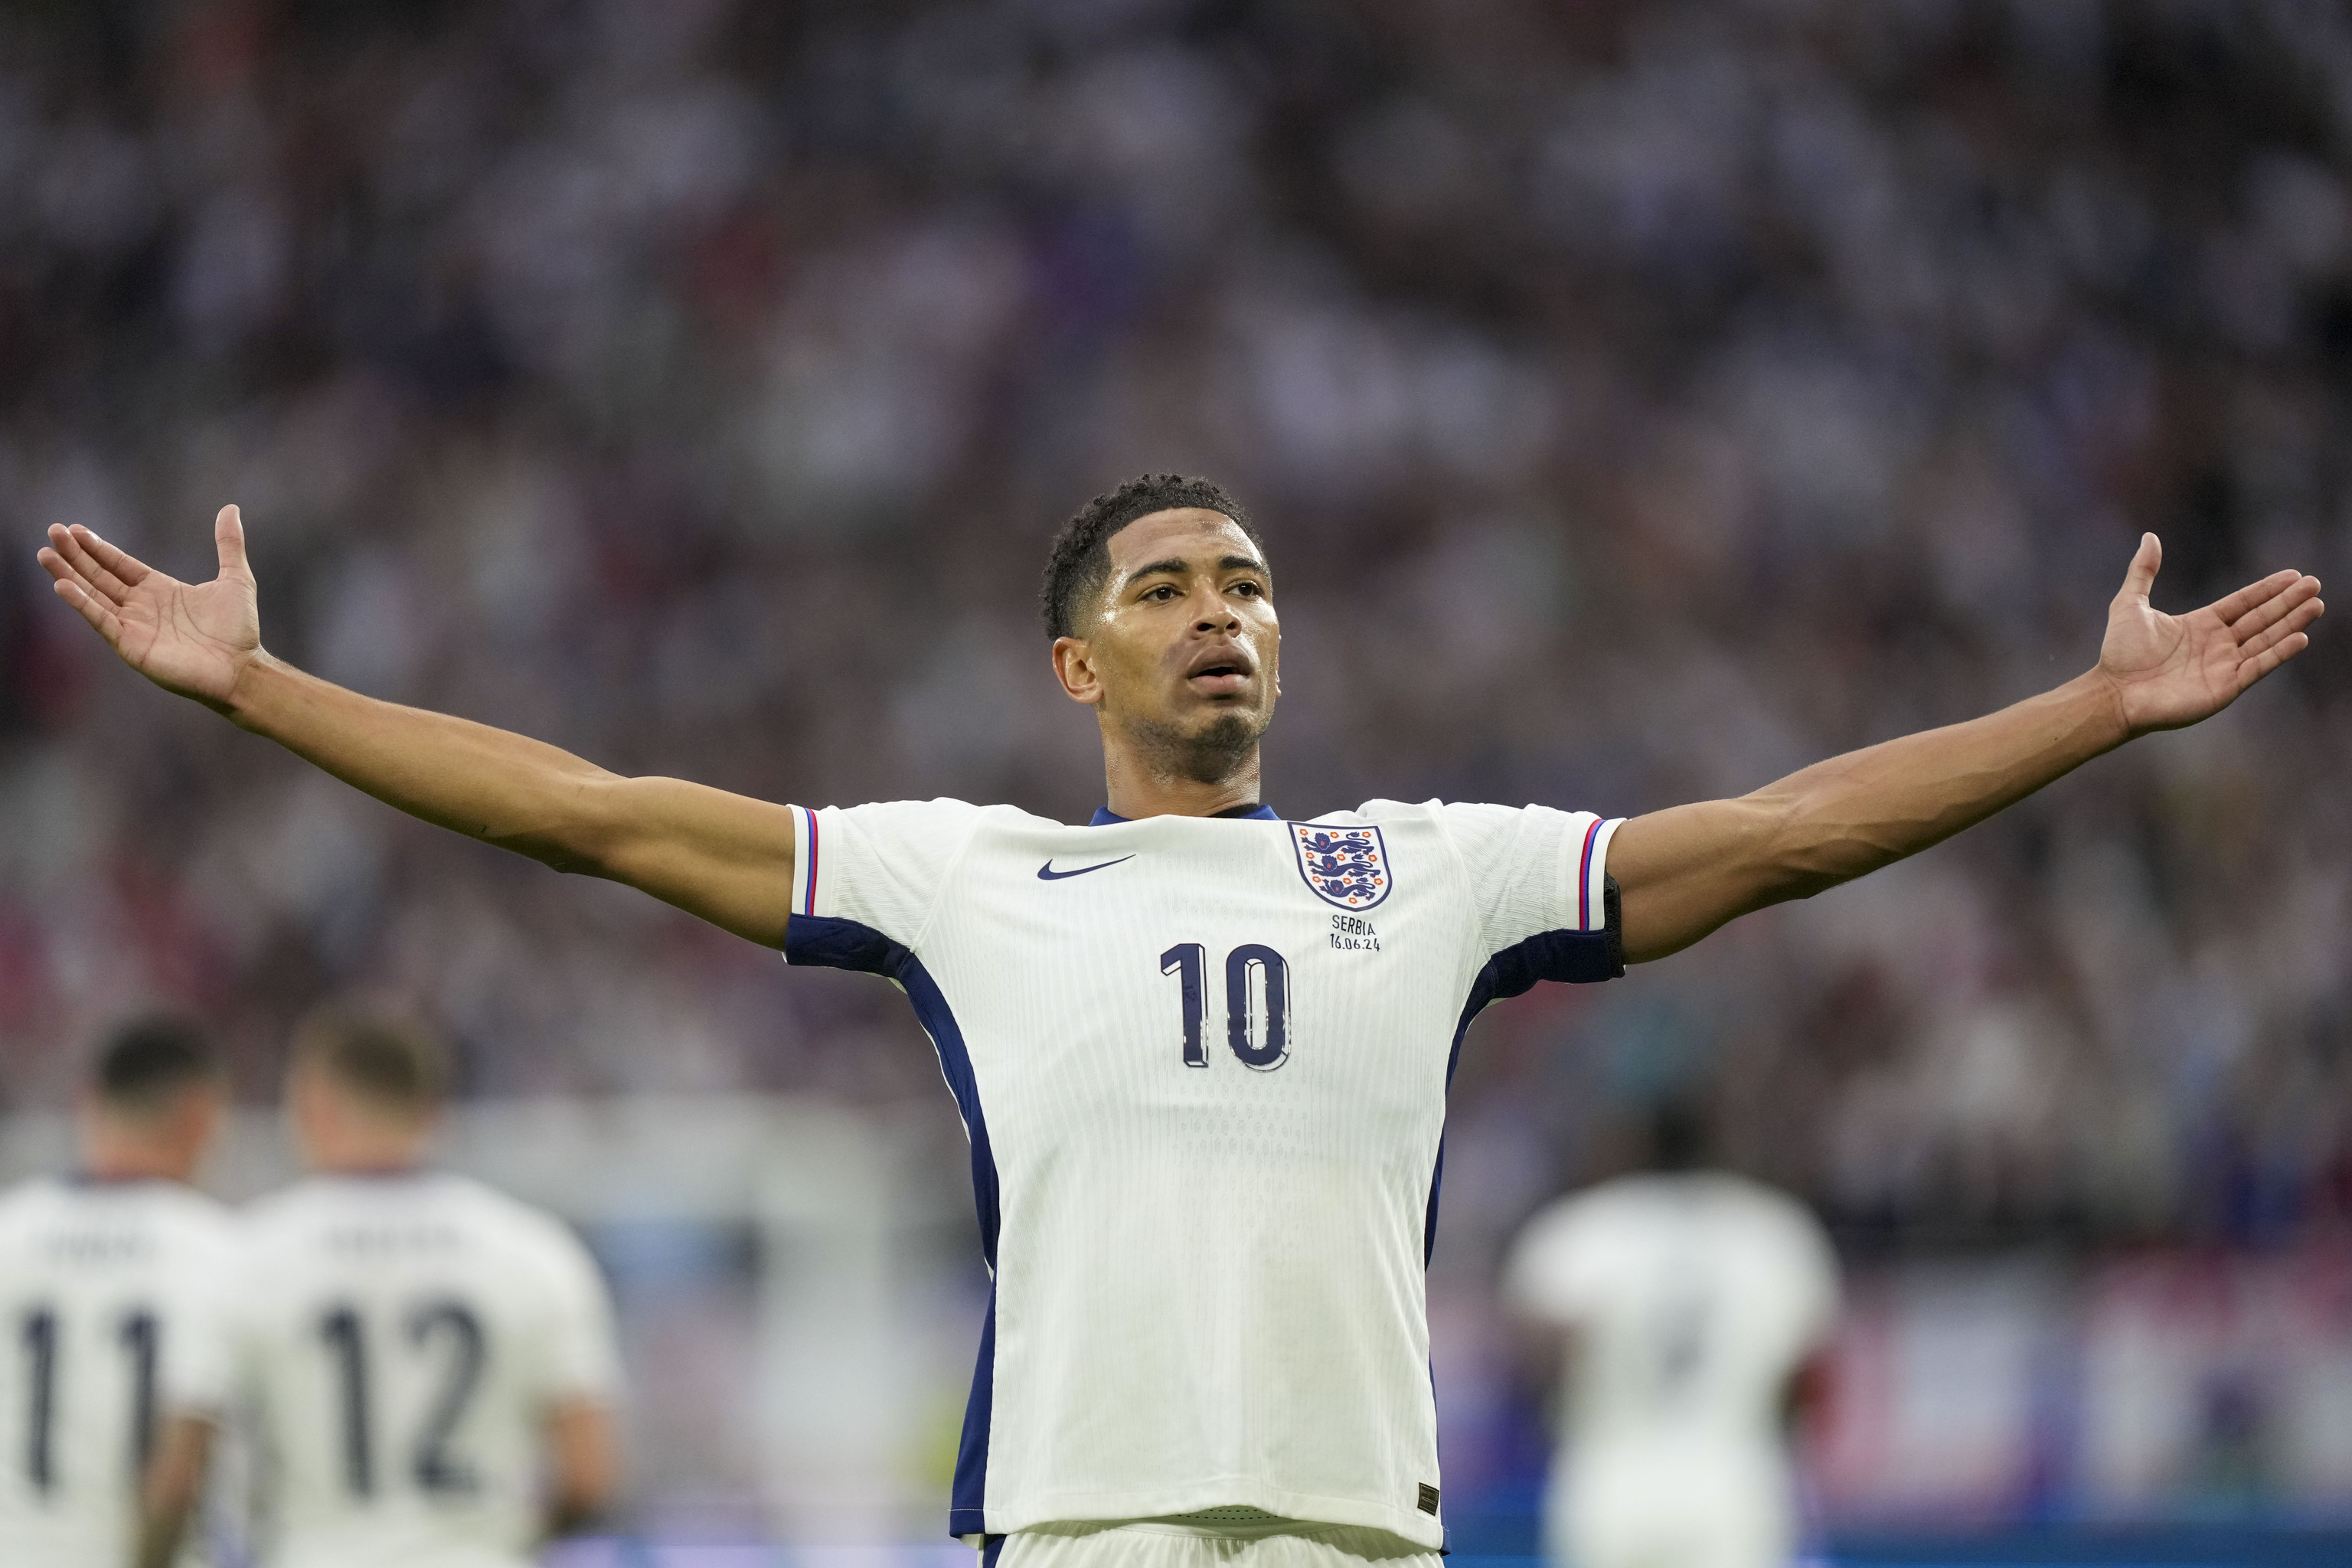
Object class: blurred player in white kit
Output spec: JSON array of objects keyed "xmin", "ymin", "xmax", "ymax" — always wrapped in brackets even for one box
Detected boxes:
[
  {"xmin": 1506, "ymin": 1102, "xmax": 1839, "ymax": 1568},
  {"xmin": 0, "ymin": 1016, "xmax": 236, "ymax": 1566},
  {"xmin": 140, "ymin": 1004, "xmax": 623, "ymax": 1568}
]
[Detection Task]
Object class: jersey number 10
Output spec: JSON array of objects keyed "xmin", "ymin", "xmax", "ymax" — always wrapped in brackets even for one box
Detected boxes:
[{"xmin": 1161, "ymin": 942, "xmax": 1292, "ymax": 1071}]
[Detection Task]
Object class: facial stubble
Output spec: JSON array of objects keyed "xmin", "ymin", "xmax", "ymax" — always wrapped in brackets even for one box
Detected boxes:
[{"xmin": 1122, "ymin": 707, "xmax": 1269, "ymax": 786}]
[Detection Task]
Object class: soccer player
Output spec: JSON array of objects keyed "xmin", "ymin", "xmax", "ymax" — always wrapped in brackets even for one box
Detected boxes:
[
  {"xmin": 157, "ymin": 1005, "xmax": 622, "ymax": 1568},
  {"xmin": 1505, "ymin": 1101, "xmax": 1839, "ymax": 1568},
  {"xmin": 37, "ymin": 474, "xmax": 2321, "ymax": 1566},
  {"xmin": 0, "ymin": 1015, "xmax": 236, "ymax": 1567}
]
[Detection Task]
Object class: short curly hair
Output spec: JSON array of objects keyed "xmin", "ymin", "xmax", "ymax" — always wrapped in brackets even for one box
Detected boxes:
[{"xmin": 1039, "ymin": 474, "xmax": 1263, "ymax": 640}]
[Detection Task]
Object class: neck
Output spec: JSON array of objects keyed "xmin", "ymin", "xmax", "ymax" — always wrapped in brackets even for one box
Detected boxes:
[
  {"xmin": 298, "ymin": 1109, "xmax": 433, "ymax": 1175},
  {"xmin": 1102, "ymin": 738, "xmax": 1263, "ymax": 820},
  {"xmin": 79, "ymin": 1109, "xmax": 199, "ymax": 1184},
  {"xmin": 309, "ymin": 1132, "xmax": 430, "ymax": 1174},
  {"xmin": 81, "ymin": 1149, "xmax": 189, "ymax": 1184}
]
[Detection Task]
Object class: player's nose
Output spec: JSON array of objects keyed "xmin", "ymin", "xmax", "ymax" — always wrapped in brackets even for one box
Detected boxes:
[{"xmin": 1194, "ymin": 591, "xmax": 1242, "ymax": 632}]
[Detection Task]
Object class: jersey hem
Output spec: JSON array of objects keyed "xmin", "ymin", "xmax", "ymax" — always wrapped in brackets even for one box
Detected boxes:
[
  {"xmin": 1578, "ymin": 816, "xmax": 1623, "ymax": 933},
  {"xmin": 962, "ymin": 1483, "xmax": 1445, "ymax": 1552},
  {"xmin": 790, "ymin": 804, "xmax": 815, "ymax": 921}
]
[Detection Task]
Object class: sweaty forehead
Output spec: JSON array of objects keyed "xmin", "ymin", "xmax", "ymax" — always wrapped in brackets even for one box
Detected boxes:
[{"xmin": 1106, "ymin": 508, "xmax": 1259, "ymax": 580}]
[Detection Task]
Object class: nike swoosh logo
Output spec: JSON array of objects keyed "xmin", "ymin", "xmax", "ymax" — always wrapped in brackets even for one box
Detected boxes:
[{"xmin": 1037, "ymin": 855, "xmax": 1136, "ymax": 881}]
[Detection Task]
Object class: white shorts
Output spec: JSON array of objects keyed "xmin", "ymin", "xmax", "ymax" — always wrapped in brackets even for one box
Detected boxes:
[{"xmin": 985, "ymin": 1518, "xmax": 1443, "ymax": 1567}]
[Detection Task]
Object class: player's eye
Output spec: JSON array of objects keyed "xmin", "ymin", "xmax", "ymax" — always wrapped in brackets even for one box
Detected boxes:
[
  {"xmin": 1143, "ymin": 584, "xmax": 1179, "ymax": 601},
  {"xmin": 1230, "ymin": 580, "xmax": 1263, "ymax": 597}
]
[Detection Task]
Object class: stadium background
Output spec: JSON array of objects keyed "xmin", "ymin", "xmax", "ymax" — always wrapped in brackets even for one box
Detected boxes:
[{"xmin": 2, "ymin": 0, "xmax": 2350, "ymax": 1561}]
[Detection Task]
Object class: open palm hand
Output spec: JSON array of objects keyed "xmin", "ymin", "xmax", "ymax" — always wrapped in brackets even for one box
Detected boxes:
[
  {"xmin": 2102, "ymin": 533, "xmax": 2324, "ymax": 736},
  {"xmin": 37, "ymin": 505, "xmax": 261, "ymax": 710}
]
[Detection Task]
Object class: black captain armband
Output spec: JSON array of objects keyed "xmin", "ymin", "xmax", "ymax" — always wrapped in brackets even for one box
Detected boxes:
[{"xmin": 1602, "ymin": 873, "xmax": 1624, "ymax": 978}]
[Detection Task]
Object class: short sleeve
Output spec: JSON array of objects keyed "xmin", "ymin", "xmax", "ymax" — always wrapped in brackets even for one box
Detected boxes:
[
  {"xmin": 1433, "ymin": 802, "xmax": 1625, "ymax": 983},
  {"xmin": 783, "ymin": 799, "xmax": 987, "ymax": 969},
  {"xmin": 534, "ymin": 1224, "xmax": 623, "ymax": 1406}
]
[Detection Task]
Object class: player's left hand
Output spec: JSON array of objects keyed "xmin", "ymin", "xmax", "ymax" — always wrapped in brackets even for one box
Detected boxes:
[{"xmin": 2098, "ymin": 533, "xmax": 2323, "ymax": 735}]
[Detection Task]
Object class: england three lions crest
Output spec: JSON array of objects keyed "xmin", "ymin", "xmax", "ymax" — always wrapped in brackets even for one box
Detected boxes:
[{"xmin": 1289, "ymin": 822, "xmax": 1393, "ymax": 910}]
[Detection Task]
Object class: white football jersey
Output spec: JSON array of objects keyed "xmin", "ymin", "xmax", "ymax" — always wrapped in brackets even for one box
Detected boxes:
[
  {"xmin": 0, "ymin": 1175, "xmax": 237, "ymax": 1566},
  {"xmin": 230, "ymin": 1171, "xmax": 619, "ymax": 1568},
  {"xmin": 784, "ymin": 797, "xmax": 1623, "ymax": 1550},
  {"xmin": 1504, "ymin": 1173, "xmax": 1838, "ymax": 1568}
]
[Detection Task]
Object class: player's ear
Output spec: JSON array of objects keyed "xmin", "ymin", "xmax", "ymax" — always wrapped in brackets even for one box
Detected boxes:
[{"xmin": 1051, "ymin": 635, "xmax": 1102, "ymax": 706}]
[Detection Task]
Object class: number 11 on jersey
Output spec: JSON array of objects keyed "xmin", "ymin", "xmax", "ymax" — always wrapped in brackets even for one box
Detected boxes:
[{"xmin": 1161, "ymin": 944, "xmax": 1209, "ymax": 1067}]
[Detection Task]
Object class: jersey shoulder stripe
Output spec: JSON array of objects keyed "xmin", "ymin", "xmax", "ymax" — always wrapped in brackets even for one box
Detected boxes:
[
  {"xmin": 1577, "ymin": 816, "xmax": 1602, "ymax": 929},
  {"xmin": 797, "ymin": 805, "xmax": 819, "ymax": 916}
]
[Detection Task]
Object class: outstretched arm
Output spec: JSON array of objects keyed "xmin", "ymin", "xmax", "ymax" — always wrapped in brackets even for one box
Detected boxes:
[
  {"xmin": 1609, "ymin": 534, "xmax": 2323, "ymax": 963},
  {"xmin": 39, "ymin": 508, "xmax": 797, "ymax": 947}
]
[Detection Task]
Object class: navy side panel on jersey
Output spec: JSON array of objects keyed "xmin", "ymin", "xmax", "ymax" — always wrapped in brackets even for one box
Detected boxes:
[{"xmin": 785, "ymin": 910, "xmax": 1001, "ymax": 1534}]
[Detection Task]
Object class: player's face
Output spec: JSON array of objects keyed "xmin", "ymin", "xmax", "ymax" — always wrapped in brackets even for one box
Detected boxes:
[{"xmin": 1065, "ymin": 508, "xmax": 1279, "ymax": 746}]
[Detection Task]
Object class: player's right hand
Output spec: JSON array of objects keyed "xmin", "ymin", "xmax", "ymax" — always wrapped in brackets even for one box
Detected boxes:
[{"xmin": 38, "ymin": 504, "xmax": 261, "ymax": 711}]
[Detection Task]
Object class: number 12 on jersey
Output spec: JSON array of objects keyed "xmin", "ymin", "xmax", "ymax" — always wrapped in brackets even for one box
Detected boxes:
[
  {"xmin": 316, "ymin": 1298, "xmax": 488, "ymax": 1498},
  {"xmin": 1161, "ymin": 943, "xmax": 1291, "ymax": 1071}
]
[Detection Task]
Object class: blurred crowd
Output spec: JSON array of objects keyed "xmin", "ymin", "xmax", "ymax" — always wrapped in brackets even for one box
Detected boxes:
[{"xmin": 2, "ymin": 0, "xmax": 2350, "ymax": 1259}]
